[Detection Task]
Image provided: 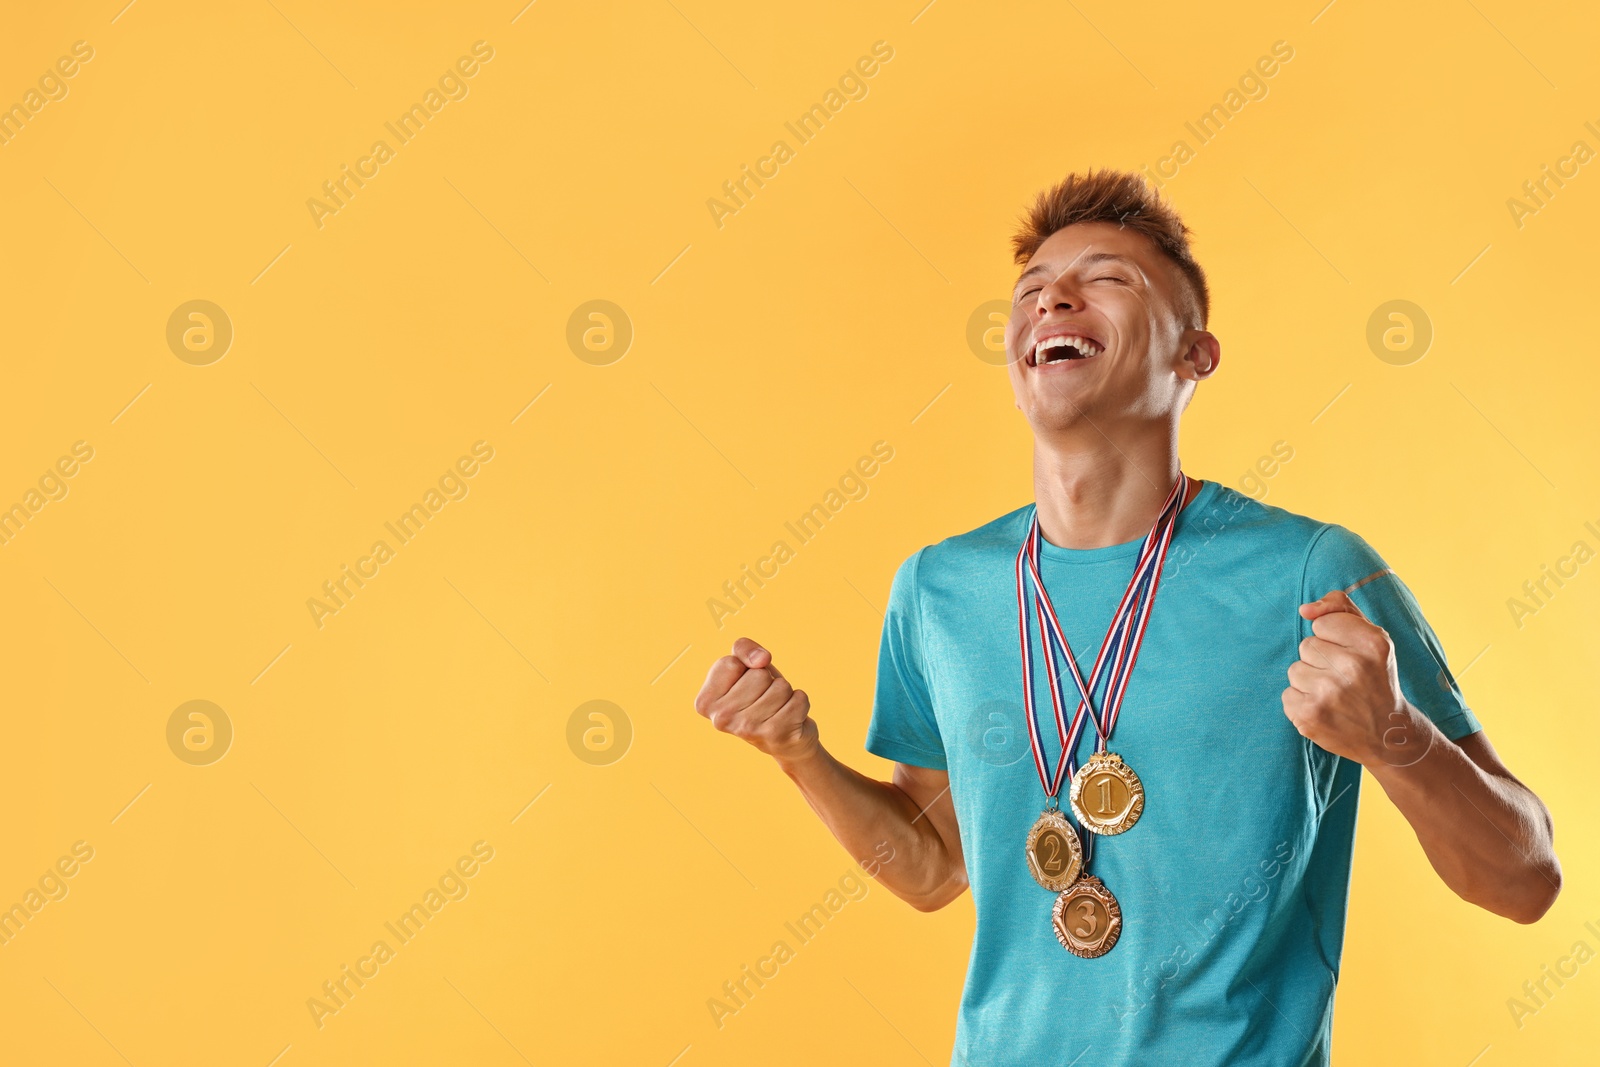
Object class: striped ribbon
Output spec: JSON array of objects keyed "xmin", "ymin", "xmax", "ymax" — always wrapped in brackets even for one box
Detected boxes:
[{"xmin": 1014, "ymin": 474, "xmax": 1190, "ymax": 802}]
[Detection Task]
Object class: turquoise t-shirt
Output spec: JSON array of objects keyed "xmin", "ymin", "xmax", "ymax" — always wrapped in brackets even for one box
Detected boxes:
[{"xmin": 865, "ymin": 480, "xmax": 1480, "ymax": 1066}]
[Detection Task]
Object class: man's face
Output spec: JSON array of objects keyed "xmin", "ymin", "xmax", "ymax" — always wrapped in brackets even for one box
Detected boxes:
[{"xmin": 1005, "ymin": 221, "xmax": 1217, "ymax": 433}]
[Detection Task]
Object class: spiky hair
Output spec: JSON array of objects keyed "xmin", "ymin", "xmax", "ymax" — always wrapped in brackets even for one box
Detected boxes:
[{"xmin": 1011, "ymin": 168, "xmax": 1210, "ymax": 329}]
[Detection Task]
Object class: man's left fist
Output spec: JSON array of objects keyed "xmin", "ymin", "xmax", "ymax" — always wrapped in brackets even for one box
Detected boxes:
[{"xmin": 1282, "ymin": 589, "xmax": 1432, "ymax": 767}]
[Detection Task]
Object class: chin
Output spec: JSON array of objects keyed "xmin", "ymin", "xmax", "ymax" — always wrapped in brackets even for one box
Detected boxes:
[{"xmin": 1023, "ymin": 404, "xmax": 1096, "ymax": 435}]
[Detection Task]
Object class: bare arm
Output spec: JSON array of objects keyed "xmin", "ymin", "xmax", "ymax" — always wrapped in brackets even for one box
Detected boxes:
[
  {"xmin": 1285, "ymin": 590, "xmax": 1560, "ymax": 924},
  {"xmin": 694, "ymin": 638, "xmax": 969, "ymax": 912},
  {"xmin": 1364, "ymin": 722, "xmax": 1559, "ymax": 923}
]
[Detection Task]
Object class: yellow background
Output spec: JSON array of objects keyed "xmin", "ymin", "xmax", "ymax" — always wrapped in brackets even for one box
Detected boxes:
[{"xmin": 1, "ymin": 1, "xmax": 1595, "ymax": 1064}]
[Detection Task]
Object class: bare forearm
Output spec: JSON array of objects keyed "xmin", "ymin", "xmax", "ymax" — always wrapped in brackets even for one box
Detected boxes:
[
  {"xmin": 777, "ymin": 744, "xmax": 966, "ymax": 911},
  {"xmin": 1366, "ymin": 709, "xmax": 1560, "ymax": 923},
  {"xmin": 694, "ymin": 639, "xmax": 966, "ymax": 911}
]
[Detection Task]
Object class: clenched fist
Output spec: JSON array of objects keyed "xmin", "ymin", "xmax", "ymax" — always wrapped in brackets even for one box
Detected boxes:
[
  {"xmin": 694, "ymin": 638, "xmax": 820, "ymax": 765},
  {"xmin": 1282, "ymin": 589, "xmax": 1433, "ymax": 768}
]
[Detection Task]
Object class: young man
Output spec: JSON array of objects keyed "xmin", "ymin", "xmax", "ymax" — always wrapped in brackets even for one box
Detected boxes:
[{"xmin": 692, "ymin": 169, "xmax": 1560, "ymax": 1065}]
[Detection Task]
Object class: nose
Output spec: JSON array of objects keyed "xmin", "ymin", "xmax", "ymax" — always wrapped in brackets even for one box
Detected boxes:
[{"xmin": 1035, "ymin": 271, "xmax": 1079, "ymax": 315}]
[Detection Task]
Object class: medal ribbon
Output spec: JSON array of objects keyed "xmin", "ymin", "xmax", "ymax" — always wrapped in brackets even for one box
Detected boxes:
[
  {"xmin": 1016, "ymin": 517, "xmax": 1162, "ymax": 797},
  {"xmin": 1094, "ymin": 491, "xmax": 1186, "ymax": 744},
  {"xmin": 1014, "ymin": 474, "xmax": 1190, "ymax": 801},
  {"xmin": 1029, "ymin": 479, "xmax": 1183, "ymax": 765}
]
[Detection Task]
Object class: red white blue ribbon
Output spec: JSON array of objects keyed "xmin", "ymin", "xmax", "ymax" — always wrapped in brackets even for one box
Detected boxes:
[{"xmin": 1014, "ymin": 474, "xmax": 1190, "ymax": 801}]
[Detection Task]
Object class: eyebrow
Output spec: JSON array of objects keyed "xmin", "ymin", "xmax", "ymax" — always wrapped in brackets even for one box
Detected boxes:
[{"xmin": 1013, "ymin": 252, "xmax": 1137, "ymax": 294}]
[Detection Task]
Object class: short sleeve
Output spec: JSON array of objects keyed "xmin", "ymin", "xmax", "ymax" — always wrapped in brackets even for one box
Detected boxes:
[
  {"xmin": 864, "ymin": 548, "xmax": 948, "ymax": 769},
  {"xmin": 1301, "ymin": 524, "xmax": 1482, "ymax": 742}
]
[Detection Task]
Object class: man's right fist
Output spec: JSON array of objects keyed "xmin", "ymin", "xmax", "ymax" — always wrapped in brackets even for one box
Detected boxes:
[{"xmin": 694, "ymin": 638, "xmax": 819, "ymax": 765}]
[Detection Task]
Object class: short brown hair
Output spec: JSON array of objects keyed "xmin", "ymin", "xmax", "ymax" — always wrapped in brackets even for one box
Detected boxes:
[{"xmin": 1011, "ymin": 168, "xmax": 1210, "ymax": 329}]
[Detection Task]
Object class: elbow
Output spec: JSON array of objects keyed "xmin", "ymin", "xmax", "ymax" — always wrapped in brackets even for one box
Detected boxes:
[
  {"xmin": 1496, "ymin": 853, "xmax": 1562, "ymax": 925},
  {"xmin": 1511, "ymin": 806, "xmax": 1562, "ymax": 924},
  {"xmin": 1511, "ymin": 862, "xmax": 1562, "ymax": 925},
  {"xmin": 909, "ymin": 893, "xmax": 952, "ymax": 914},
  {"xmin": 906, "ymin": 870, "xmax": 970, "ymax": 913},
  {"xmin": 1496, "ymin": 795, "xmax": 1561, "ymax": 924}
]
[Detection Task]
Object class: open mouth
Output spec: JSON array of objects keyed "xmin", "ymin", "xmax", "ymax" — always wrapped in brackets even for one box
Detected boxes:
[{"xmin": 1029, "ymin": 333, "xmax": 1104, "ymax": 366}]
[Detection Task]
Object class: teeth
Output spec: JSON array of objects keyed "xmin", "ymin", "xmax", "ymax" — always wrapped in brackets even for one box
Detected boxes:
[{"xmin": 1033, "ymin": 334, "xmax": 1102, "ymax": 362}]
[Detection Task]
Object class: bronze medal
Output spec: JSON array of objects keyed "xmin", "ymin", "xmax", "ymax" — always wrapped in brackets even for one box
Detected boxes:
[
  {"xmin": 1068, "ymin": 750, "xmax": 1144, "ymax": 836},
  {"xmin": 1024, "ymin": 808, "xmax": 1083, "ymax": 891},
  {"xmin": 1052, "ymin": 874, "xmax": 1122, "ymax": 958}
]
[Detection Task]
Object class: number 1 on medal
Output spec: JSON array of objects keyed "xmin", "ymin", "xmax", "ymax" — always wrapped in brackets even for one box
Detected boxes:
[{"xmin": 1069, "ymin": 750, "xmax": 1145, "ymax": 836}]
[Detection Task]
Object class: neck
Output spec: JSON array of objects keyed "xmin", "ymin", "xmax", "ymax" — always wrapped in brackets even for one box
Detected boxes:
[{"xmin": 1031, "ymin": 422, "xmax": 1185, "ymax": 549}]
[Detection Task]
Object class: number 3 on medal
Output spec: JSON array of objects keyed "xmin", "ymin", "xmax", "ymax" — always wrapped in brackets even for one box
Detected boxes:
[
  {"xmin": 1073, "ymin": 899, "xmax": 1097, "ymax": 938},
  {"xmin": 1053, "ymin": 875, "xmax": 1122, "ymax": 959}
]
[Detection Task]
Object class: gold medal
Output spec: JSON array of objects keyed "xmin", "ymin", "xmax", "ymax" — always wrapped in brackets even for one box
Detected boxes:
[
  {"xmin": 1068, "ymin": 750, "xmax": 1144, "ymax": 836},
  {"xmin": 1024, "ymin": 807, "xmax": 1083, "ymax": 891},
  {"xmin": 1052, "ymin": 874, "xmax": 1122, "ymax": 958}
]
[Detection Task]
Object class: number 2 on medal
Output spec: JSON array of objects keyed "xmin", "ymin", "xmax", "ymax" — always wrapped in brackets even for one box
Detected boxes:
[
  {"xmin": 1041, "ymin": 833, "xmax": 1060, "ymax": 873},
  {"xmin": 1074, "ymin": 900, "xmax": 1098, "ymax": 938}
]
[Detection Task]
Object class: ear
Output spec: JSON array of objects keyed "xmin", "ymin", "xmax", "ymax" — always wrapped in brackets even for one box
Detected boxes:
[{"xmin": 1175, "ymin": 329, "xmax": 1220, "ymax": 382}]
